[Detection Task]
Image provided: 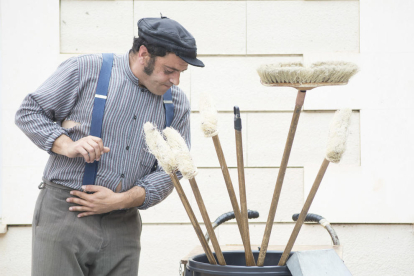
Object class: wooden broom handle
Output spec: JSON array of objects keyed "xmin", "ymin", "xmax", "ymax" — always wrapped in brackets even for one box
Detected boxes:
[
  {"xmin": 170, "ymin": 173, "xmax": 217, "ymax": 265},
  {"xmin": 257, "ymin": 90, "xmax": 307, "ymax": 266},
  {"xmin": 235, "ymin": 129, "xmax": 255, "ymax": 266},
  {"xmin": 212, "ymin": 135, "xmax": 256, "ymax": 266},
  {"xmin": 189, "ymin": 178, "xmax": 226, "ymax": 265},
  {"xmin": 278, "ymin": 158, "xmax": 330, "ymax": 266}
]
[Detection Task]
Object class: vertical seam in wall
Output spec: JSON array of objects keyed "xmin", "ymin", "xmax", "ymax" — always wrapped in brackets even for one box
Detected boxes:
[
  {"xmin": 358, "ymin": 0, "xmax": 360, "ymax": 53},
  {"xmin": 0, "ymin": 0, "xmax": 3, "ymax": 220},
  {"xmin": 59, "ymin": 0, "xmax": 61, "ymax": 54},
  {"xmin": 358, "ymin": 109, "xmax": 362, "ymax": 166},
  {"xmin": 132, "ymin": 0, "xmax": 135, "ymax": 38},
  {"xmin": 302, "ymin": 166, "xmax": 305, "ymax": 205},
  {"xmin": 189, "ymin": 67, "xmax": 192, "ymax": 105},
  {"xmin": 246, "ymin": 113, "xmax": 248, "ymax": 166},
  {"xmin": 245, "ymin": 0, "xmax": 247, "ymax": 55}
]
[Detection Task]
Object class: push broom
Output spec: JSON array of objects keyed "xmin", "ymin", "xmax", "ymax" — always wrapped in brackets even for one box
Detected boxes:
[
  {"xmin": 256, "ymin": 62, "xmax": 358, "ymax": 266},
  {"xmin": 199, "ymin": 94, "xmax": 256, "ymax": 266},
  {"xmin": 163, "ymin": 127, "xmax": 227, "ymax": 266},
  {"xmin": 143, "ymin": 122, "xmax": 217, "ymax": 265},
  {"xmin": 278, "ymin": 108, "xmax": 352, "ymax": 266}
]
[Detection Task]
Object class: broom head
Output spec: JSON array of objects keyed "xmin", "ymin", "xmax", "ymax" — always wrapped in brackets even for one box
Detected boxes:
[
  {"xmin": 325, "ymin": 108, "xmax": 352, "ymax": 163},
  {"xmin": 143, "ymin": 122, "xmax": 177, "ymax": 174},
  {"xmin": 257, "ymin": 61, "xmax": 359, "ymax": 90},
  {"xmin": 163, "ymin": 127, "xmax": 198, "ymax": 179},
  {"xmin": 199, "ymin": 93, "xmax": 219, "ymax": 137}
]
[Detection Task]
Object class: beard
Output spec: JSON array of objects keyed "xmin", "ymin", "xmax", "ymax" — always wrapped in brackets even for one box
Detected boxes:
[{"xmin": 143, "ymin": 56, "xmax": 156, "ymax": 75}]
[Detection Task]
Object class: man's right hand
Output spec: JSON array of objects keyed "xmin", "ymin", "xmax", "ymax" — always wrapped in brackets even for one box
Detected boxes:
[{"xmin": 52, "ymin": 135, "xmax": 110, "ymax": 163}]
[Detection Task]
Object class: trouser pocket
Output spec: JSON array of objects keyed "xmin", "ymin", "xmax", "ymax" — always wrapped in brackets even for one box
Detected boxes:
[{"xmin": 32, "ymin": 188, "xmax": 47, "ymax": 228}]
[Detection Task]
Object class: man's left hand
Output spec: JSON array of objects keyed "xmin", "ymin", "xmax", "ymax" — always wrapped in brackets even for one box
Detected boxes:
[{"xmin": 67, "ymin": 185, "xmax": 123, "ymax": 217}]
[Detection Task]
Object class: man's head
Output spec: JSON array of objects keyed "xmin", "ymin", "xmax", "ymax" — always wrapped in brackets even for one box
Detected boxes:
[{"xmin": 130, "ymin": 16, "xmax": 204, "ymax": 96}]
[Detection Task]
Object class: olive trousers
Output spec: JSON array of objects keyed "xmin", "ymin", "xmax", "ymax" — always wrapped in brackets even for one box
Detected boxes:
[{"xmin": 32, "ymin": 180, "xmax": 142, "ymax": 276}]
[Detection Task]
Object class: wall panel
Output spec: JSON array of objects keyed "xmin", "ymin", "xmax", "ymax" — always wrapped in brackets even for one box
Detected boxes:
[
  {"xmin": 190, "ymin": 56, "xmax": 303, "ymax": 112},
  {"xmin": 140, "ymin": 167, "xmax": 304, "ymax": 223},
  {"xmin": 246, "ymin": 111, "xmax": 361, "ymax": 167},
  {"xmin": 247, "ymin": 1, "xmax": 360, "ymax": 54},
  {"xmin": 61, "ymin": 0, "xmax": 134, "ymax": 53},
  {"xmin": 134, "ymin": 1, "xmax": 246, "ymax": 55}
]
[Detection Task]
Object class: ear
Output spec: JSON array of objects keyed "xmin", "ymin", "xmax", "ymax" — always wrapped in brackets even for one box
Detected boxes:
[{"xmin": 138, "ymin": 45, "xmax": 150, "ymax": 63}]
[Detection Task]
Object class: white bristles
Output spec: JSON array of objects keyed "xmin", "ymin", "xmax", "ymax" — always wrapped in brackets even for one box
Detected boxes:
[
  {"xmin": 199, "ymin": 93, "xmax": 219, "ymax": 137},
  {"xmin": 310, "ymin": 62, "xmax": 359, "ymax": 83},
  {"xmin": 143, "ymin": 122, "xmax": 177, "ymax": 174},
  {"xmin": 325, "ymin": 109, "xmax": 352, "ymax": 163},
  {"xmin": 257, "ymin": 61, "xmax": 359, "ymax": 85},
  {"xmin": 163, "ymin": 127, "xmax": 198, "ymax": 179}
]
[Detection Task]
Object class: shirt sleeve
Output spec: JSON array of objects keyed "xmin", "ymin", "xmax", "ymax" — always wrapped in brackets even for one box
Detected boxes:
[
  {"xmin": 135, "ymin": 89, "xmax": 191, "ymax": 210},
  {"xmin": 15, "ymin": 57, "xmax": 80, "ymax": 154}
]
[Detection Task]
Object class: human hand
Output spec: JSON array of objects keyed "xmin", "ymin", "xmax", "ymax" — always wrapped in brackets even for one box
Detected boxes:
[
  {"xmin": 63, "ymin": 135, "xmax": 110, "ymax": 163},
  {"xmin": 67, "ymin": 185, "xmax": 123, "ymax": 217}
]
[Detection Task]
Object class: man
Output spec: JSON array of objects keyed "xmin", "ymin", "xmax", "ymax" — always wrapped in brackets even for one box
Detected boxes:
[{"xmin": 15, "ymin": 16, "xmax": 204, "ymax": 275}]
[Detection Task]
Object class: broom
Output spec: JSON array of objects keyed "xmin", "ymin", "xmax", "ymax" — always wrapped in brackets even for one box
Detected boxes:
[
  {"xmin": 256, "ymin": 61, "xmax": 358, "ymax": 266},
  {"xmin": 143, "ymin": 122, "xmax": 217, "ymax": 265},
  {"xmin": 234, "ymin": 106, "xmax": 253, "ymax": 265},
  {"xmin": 163, "ymin": 127, "xmax": 227, "ymax": 265},
  {"xmin": 199, "ymin": 94, "xmax": 256, "ymax": 266},
  {"xmin": 278, "ymin": 108, "xmax": 352, "ymax": 266}
]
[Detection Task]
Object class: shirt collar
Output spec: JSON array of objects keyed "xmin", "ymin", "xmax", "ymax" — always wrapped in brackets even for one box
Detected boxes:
[{"xmin": 122, "ymin": 51, "xmax": 141, "ymax": 87}]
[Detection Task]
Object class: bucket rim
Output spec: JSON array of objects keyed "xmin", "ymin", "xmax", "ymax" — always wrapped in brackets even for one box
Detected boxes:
[{"xmin": 186, "ymin": 250, "xmax": 292, "ymax": 275}]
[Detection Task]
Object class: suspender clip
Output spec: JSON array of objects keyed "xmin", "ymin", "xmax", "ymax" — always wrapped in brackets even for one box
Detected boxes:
[
  {"xmin": 38, "ymin": 182, "xmax": 46, "ymax": 189},
  {"xmin": 95, "ymin": 94, "xmax": 107, "ymax": 99}
]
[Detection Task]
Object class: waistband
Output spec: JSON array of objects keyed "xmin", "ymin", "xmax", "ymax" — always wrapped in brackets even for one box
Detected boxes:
[
  {"xmin": 40, "ymin": 178, "xmax": 76, "ymax": 191},
  {"xmin": 39, "ymin": 178, "xmax": 137, "ymax": 214}
]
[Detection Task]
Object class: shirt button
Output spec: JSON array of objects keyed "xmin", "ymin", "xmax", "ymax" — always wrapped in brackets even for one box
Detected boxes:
[
  {"xmin": 121, "ymin": 174, "xmax": 125, "ymax": 178},
  {"xmin": 126, "ymin": 146, "xmax": 130, "ymax": 150},
  {"xmin": 133, "ymin": 115, "xmax": 137, "ymax": 120}
]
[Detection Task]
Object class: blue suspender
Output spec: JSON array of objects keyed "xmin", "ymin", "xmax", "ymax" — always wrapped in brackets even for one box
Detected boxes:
[
  {"xmin": 83, "ymin": 53, "xmax": 174, "ymax": 185},
  {"xmin": 83, "ymin": 53, "xmax": 114, "ymax": 185},
  {"xmin": 163, "ymin": 88, "xmax": 174, "ymax": 128},
  {"xmin": 149, "ymin": 88, "xmax": 174, "ymax": 173}
]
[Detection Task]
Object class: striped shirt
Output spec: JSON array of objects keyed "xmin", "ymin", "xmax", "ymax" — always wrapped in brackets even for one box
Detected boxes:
[{"xmin": 15, "ymin": 52, "xmax": 191, "ymax": 210}]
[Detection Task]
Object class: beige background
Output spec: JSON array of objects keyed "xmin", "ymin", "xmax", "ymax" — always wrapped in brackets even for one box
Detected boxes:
[{"xmin": 1, "ymin": 0, "xmax": 414, "ymax": 275}]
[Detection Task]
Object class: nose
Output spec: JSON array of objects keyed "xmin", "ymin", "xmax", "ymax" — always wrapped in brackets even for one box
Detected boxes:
[{"xmin": 169, "ymin": 72, "xmax": 180, "ymax": 86}]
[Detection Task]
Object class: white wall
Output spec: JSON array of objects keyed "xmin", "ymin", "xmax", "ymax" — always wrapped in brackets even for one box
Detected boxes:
[
  {"xmin": 1, "ymin": 0, "xmax": 413, "ymax": 275},
  {"xmin": 0, "ymin": 0, "xmax": 60, "ymax": 225},
  {"xmin": 0, "ymin": 0, "xmax": 3, "ymax": 222},
  {"xmin": 1, "ymin": 224, "xmax": 414, "ymax": 275}
]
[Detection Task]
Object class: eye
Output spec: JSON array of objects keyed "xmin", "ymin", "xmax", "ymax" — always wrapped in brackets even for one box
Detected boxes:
[{"xmin": 164, "ymin": 70, "xmax": 174, "ymax": 74}]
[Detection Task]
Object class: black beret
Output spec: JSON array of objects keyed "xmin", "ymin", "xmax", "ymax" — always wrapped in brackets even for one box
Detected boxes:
[{"xmin": 138, "ymin": 16, "xmax": 204, "ymax": 67}]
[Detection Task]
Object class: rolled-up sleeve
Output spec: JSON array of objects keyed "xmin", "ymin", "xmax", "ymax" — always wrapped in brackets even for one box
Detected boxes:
[
  {"xmin": 136, "ymin": 93, "xmax": 191, "ymax": 210},
  {"xmin": 15, "ymin": 57, "xmax": 80, "ymax": 154}
]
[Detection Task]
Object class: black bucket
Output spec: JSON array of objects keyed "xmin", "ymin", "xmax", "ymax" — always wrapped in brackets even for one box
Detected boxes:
[{"xmin": 185, "ymin": 251, "xmax": 292, "ymax": 276}]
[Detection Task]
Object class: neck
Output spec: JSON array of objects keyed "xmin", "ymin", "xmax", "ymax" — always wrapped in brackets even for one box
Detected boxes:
[{"xmin": 129, "ymin": 52, "xmax": 147, "ymax": 87}]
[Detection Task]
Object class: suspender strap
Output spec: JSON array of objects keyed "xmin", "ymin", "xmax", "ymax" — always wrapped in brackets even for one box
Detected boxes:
[
  {"xmin": 150, "ymin": 88, "xmax": 174, "ymax": 173},
  {"xmin": 82, "ymin": 53, "xmax": 114, "ymax": 185},
  {"xmin": 163, "ymin": 88, "xmax": 174, "ymax": 128}
]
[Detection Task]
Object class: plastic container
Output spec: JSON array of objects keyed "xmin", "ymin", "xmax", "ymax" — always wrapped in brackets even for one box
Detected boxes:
[{"xmin": 185, "ymin": 251, "xmax": 292, "ymax": 276}]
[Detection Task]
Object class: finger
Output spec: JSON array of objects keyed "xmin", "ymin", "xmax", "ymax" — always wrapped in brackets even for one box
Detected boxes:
[
  {"xmin": 86, "ymin": 140, "xmax": 101, "ymax": 161},
  {"xmin": 77, "ymin": 147, "xmax": 91, "ymax": 162},
  {"xmin": 66, "ymin": 196, "xmax": 92, "ymax": 208},
  {"xmin": 78, "ymin": 212, "xmax": 95, "ymax": 218},
  {"xmin": 82, "ymin": 185, "xmax": 104, "ymax": 193},
  {"xmin": 70, "ymin": 190, "xmax": 92, "ymax": 201},
  {"xmin": 103, "ymin": 147, "xmax": 110, "ymax": 153},
  {"xmin": 86, "ymin": 139, "xmax": 101, "ymax": 161},
  {"xmin": 89, "ymin": 136, "xmax": 105, "ymax": 154},
  {"xmin": 68, "ymin": 205, "xmax": 92, "ymax": 212},
  {"xmin": 82, "ymin": 143, "xmax": 96, "ymax": 163}
]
